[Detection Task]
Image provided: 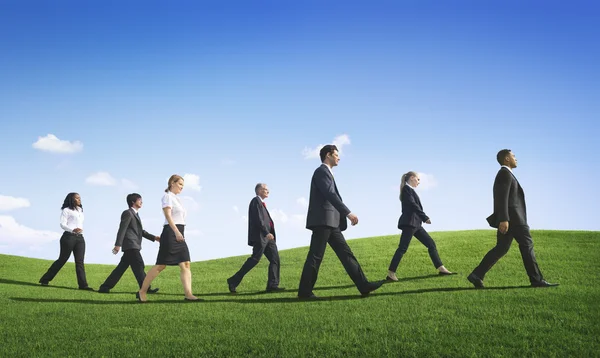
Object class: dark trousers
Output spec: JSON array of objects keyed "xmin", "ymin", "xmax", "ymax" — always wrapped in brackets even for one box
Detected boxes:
[
  {"xmin": 472, "ymin": 225, "xmax": 544, "ymax": 283},
  {"xmin": 99, "ymin": 249, "xmax": 148, "ymax": 290},
  {"xmin": 388, "ymin": 226, "xmax": 443, "ymax": 272},
  {"xmin": 40, "ymin": 232, "xmax": 88, "ymax": 288},
  {"xmin": 298, "ymin": 227, "xmax": 369, "ymax": 296},
  {"xmin": 229, "ymin": 238, "xmax": 280, "ymax": 289}
]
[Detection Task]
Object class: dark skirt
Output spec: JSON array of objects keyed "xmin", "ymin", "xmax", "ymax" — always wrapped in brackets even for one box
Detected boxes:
[{"xmin": 156, "ymin": 224, "xmax": 191, "ymax": 265}]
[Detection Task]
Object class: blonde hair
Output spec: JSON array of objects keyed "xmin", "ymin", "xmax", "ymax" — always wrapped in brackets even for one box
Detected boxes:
[
  {"xmin": 165, "ymin": 174, "xmax": 184, "ymax": 193},
  {"xmin": 399, "ymin": 171, "xmax": 418, "ymax": 200}
]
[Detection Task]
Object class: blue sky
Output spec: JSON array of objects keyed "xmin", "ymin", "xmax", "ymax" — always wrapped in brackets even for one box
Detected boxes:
[{"xmin": 0, "ymin": 0, "xmax": 598, "ymax": 265}]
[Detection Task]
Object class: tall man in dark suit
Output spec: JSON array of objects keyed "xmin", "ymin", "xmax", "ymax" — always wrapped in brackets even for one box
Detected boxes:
[
  {"xmin": 468, "ymin": 149, "xmax": 558, "ymax": 288},
  {"xmin": 98, "ymin": 193, "xmax": 161, "ymax": 293},
  {"xmin": 297, "ymin": 144, "xmax": 384, "ymax": 299},
  {"xmin": 227, "ymin": 183, "xmax": 285, "ymax": 293}
]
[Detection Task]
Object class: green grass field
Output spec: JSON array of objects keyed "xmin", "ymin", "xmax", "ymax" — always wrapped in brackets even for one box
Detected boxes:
[{"xmin": 1, "ymin": 230, "xmax": 599, "ymax": 357}]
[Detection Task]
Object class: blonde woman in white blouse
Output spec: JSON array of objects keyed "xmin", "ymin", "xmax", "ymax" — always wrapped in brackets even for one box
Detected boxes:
[
  {"xmin": 39, "ymin": 192, "xmax": 93, "ymax": 290},
  {"xmin": 137, "ymin": 174, "xmax": 201, "ymax": 302}
]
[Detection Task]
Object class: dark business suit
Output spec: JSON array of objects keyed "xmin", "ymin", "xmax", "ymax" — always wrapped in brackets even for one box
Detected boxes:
[
  {"xmin": 473, "ymin": 167, "xmax": 544, "ymax": 283},
  {"xmin": 388, "ymin": 185, "xmax": 443, "ymax": 272},
  {"xmin": 298, "ymin": 164, "xmax": 373, "ymax": 296},
  {"xmin": 228, "ymin": 196, "xmax": 280, "ymax": 289},
  {"xmin": 99, "ymin": 208, "xmax": 157, "ymax": 291}
]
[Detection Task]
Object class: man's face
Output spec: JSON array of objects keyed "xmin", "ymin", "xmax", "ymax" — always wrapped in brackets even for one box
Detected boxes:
[
  {"xmin": 327, "ymin": 150, "xmax": 340, "ymax": 167},
  {"xmin": 505, "ymin": 152, "xmax": 518, "ymax": 168},
  {"xmin": 133, "ymin": 198, "xmax": 143, "ymax": 209},
  {"xmin": 259, "ymin": 185, "xmax": 270, "ymax": 199}
]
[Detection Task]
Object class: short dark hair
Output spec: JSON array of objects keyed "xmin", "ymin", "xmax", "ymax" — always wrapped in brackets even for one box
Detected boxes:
[
  {"xmin": 319, "ymin": 144, "xmax": 338, "ymax": 162},
  {"xmin": 496, "ymin": 149, "xmax": 512, "ymax": 165},
  {"xmin": 126, "ymin": 193, "xmax": 142, "ymax": 207}
]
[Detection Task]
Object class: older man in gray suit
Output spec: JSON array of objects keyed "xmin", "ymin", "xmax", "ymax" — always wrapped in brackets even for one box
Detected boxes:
[
  {"xmin": 98, "ymin": 193, "xmax": 160, "ymax": 293},
  {"xmin": 297, "ymin": 144, "xmax": 384, "ymax": 299}
]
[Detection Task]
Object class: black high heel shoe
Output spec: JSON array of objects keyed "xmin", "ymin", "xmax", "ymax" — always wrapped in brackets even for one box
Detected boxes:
[{"xmin": 135, "ymin": 291, "xmax": 147, "ymax": 303}]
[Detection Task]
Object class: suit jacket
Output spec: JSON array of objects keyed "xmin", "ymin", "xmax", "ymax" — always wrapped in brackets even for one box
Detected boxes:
[
  {"xmin": 248, "ymin": 196, "xmax": 276, "ymax": 246},
  {"xmin": 397, "ymin": 185, "xmax": 430, "ymax": 229},
  {"xmin": 306, "ymin": 164, "xmax": 351, "ymax": 231},
  {"xmin": 114, "ymin": 208, "xmax": 156, "ymax": 251},
  {"xmin": 486, "ymin": 167, "xmax": 528, "ymax": 228}
]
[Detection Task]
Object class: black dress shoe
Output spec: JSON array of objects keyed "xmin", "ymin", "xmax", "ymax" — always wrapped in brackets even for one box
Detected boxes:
[
  {"xmin": 467, "ymin": 273, "xmax": 484, "ymax": 288},
  {"xmin": 79, "ymin": 286, "xmax": 95, "ymax": 291},
  {"xmin": 97, "ymin": 287, "xmax": 110, "ymax": 293},
  {"xmin": 147, "ymin": 287, "xmax": 159, "ymax": 294},
  {"xmin": 266, "ymin": 287, "xmax": 286, "ymax": 293},
  {"xmin": 298, "ymin": 293, "xmax": 321, "ymax": 300},
  {"xmin": 360, "ymin": 280, "xmax": 385, "ymax": 296},
  {"xmin": 226, "ymin": 278, "xmax": 237, "ymax": 293},
  {"xmin": 39, "ymin": 281, "xmax": 49, "ymax": 286},
  {"xmin": 531, "ymin": 280, "xmax": 559, "ymax": 288}
]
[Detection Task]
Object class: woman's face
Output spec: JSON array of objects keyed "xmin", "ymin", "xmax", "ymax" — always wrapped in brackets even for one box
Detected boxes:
[
  {"xmin": 408, "ymin": 175, "xmax": 420, "ymax": 188},
  {"xmin": 73, "ymin": 194, "xmax": 81, "ymax": 206},
  {"xmin": 171, "ymin": 179, "xmax": 184, "ymax": 194}
]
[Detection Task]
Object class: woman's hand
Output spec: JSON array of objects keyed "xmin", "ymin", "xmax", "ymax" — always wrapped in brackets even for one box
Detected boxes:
[{"xmin": 175, "ymin": 231, "xmax": 185, "ymax": 242}]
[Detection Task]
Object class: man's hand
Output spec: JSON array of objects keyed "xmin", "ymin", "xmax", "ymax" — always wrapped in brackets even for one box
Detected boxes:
[
  {"xmin": 499, "ymin": 221, "xmax": 509, "ymax": 234},
  {"xmin": 266, "ymin": 233, "xmax": 275, "ymax": 240},
  {"xmin": 425, "ymin": 219, "xmax": 431, "ymax": 224},
  {"xmin": 347, "ymin": 213, "xmax": 359, "ymax": 226},
  {"xmin": 155, "ymin": 236, "xmax": 161, "ymax": 242},
  {"xmin": 112, "ymin": 246, "xmax": 120, "ymax": 255}
]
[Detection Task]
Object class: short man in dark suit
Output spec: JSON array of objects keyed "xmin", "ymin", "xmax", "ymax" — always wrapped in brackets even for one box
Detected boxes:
[
  {"xmin": 98, "ymin": 193, "xmax": 160, "ymax": 293},
  {"xmin": 227, "ymin": 183, "xmax": 285, "ymax": 293},
  {"xmin": 297, "ymin": 144, "xmax": 384, "ymax": 299},
  {"xmin": 467, "ymin": 149, "xmax": 558, "ymax": 288}
]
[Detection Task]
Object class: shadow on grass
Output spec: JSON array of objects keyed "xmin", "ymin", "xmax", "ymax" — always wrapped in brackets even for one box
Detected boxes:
[
  {"xmin": 0, "ymin": 278, "xmax": 80, "ymax": 291},
  {"xmin": 9, "ymin": 284, "xmax": 534, "ymax": 305}
]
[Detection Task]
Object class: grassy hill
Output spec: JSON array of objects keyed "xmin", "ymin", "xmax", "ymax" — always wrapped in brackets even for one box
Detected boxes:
[{"xmin": 1, "ymin": 230, "xmax": 599, "ymax": 357}]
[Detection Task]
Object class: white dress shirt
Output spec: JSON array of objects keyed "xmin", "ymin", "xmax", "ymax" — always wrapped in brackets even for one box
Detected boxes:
[
  {"xmin": 162, "ymin": 191, "xmax": 186, "ymax": 225},
  {"xmin": 60, "ymin": 207, "xmax": 84, "ymax": 233}
]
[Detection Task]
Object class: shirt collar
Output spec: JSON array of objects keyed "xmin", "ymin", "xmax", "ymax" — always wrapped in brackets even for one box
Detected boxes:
[
  {"xmin": 406, "ymin": 183, "xmax": 416, "ymax": 190},
  {"xmin": 257, "ymin": 195, "xmax": 264, "ymax": 203},
  {"xmin": 501, "ymin": 165, "xmax": 513, "ymax": 173},
  {"xmin": 322, "ymin": 163, "xmax": 334, "ymax": 176},
  {"xmin": 131, "ymin": 207, "xmax": 139, "ymax": 214}
]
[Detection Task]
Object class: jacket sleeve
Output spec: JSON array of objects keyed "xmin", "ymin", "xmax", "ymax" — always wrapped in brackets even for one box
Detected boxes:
[
  {"xmin": 313, "ymin": 168, "xmax": 351, "ymax": 217},
  {"xmin": 493, "ymin": 169, "xmax": 512, "ymax": 222},
  {"xmin": 114, "ymin": 210, "xmax": 132, "ymax": 247},
  {"xmin": 403, "ymin": 188, "xmax": 429, "ymax": 222},
  {"xmin": 142, "ymin": 230, "xmax": 156, "ymax": 241},
  {"xmin": 250, "ymin": 199, "xmax": 270, "ymax": 238}
]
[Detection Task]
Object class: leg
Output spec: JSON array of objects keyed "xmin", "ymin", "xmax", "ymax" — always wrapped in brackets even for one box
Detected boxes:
[
  {"xmin": 40, "ymin": 234, "xmax": 76, "ymax": 284},
  {"xmin": 327, "ymin": 228, "xmax": 370, "ymax": 292},
  {"xmin": 471, "ymin": 230, "xmax": 514, "ymax": 279},
  {"xmin": 126, "ymin": 250, "xmax": 148, "ymax": 289},
  {"xmin": 138, "ymin": 264, "xmax": 166, "ymax": 301},
  {"xmin": 263, "ymin": 239, "xmax": 281, "ymax": 289},
  {"xmin": 228, "ymin": 241, "xmax": 267, "ymax": 287},
  {"xmin": 298, "ymin": 227, "xmax": 330, "ymax": 297},
  {"xmin": 388, "ymin": 228, "xmax": 415, "ymax": 273},
  {"xmin": 413, "ymin": 228, "xmax": 444, "ymax": 269},
  {"xmin": 179, "ymin": 261, "xmax": 197, "ymax": 299},
  {"xmin": 99, "ymin": 252, "xmax": 131, "ymax": 291},
  {"xmin": 512, "ymin": 225, "xmax": 544, "ymax": 284},
  {"xmin": 72, "ymin": 237, "xmax": 89, "ymax": 288}
]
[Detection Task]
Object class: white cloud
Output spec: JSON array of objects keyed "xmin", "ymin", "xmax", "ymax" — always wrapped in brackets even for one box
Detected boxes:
[
  {"xmin": 183, "ymin": 174, "xmax": 202, "ymax": 192},
  {"xmin": 296, "ymin": 197, "xmax": 308, "ymax": 208},
  {"xmin": 0, "ymin": 195, "xmax": 31, "ymax": 211},
  {"xmin": 121, "ymin": 178, "xmax": 139, "ymax": 190},
  {"xmin": 233, "ymin": 205, "xmax": 239, "ymax": 213},
  {"xmin": 270, "ymin": 209, "xmax": 289, "ymax": 224},
  {"xmin": 32, "ymin": 134, "xmax": 83, "ymax": 154},
  {"xmin": 86, "ymin": 172, "xmax": 117, "ymax": 186},
  {"xmin": 0, "ymin": 215, "xmax": 61, "ymax": 245},
  {"xmin": 417, "ymin": 172, "xmax": 438, "ymax": 190},
  {"xmin": 180, "ymin": 196, "xmax": 200, "ymax": 211},
  {"xmin": 302, "ymin": 134, "xmax": 351, "ymax": 159}
]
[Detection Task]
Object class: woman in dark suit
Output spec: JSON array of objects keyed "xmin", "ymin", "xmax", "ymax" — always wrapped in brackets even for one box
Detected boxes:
[{"xmin": 386, "ymin": 171, "xmax": 454, "ymax": 281}]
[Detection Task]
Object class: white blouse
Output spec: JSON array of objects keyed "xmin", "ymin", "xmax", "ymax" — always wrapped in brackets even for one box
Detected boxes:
[
  {"xmin": 162, "ymin": 191, "xmax": 186, "ymax": 225},
  {"xmin": 60, "ymin": 207, "xmax": 84, "ymax": 233}
]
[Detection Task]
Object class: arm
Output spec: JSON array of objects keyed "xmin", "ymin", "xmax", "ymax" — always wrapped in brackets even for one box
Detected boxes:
[
  {"xmin": 142, "ymin": 230, "xmax": 157, "ymax": 242},
  {"xmin": 313, "ymin": 169, "xmax": 351, "ymax": 216},
  {"xmin": 493, "ymin": 170, "xmax": 512, "ymax": 223},
  {"xmin": 402, "ymin": 188, "xmax": 429, "ymax": 222},
  {"xmin": 59, "ymin": 209, "xmax": 77, "ymax": 233},
  {"xmin": 250, "ymin": 199, "xmax": 270, "ymax": 238},
  {"xmin": 163, "ymin": 207, "xmax": 184, "ymax": 241},
  {"xmin": 114, "ymin": 210, "xmax": 132, "ymax": 247}
]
